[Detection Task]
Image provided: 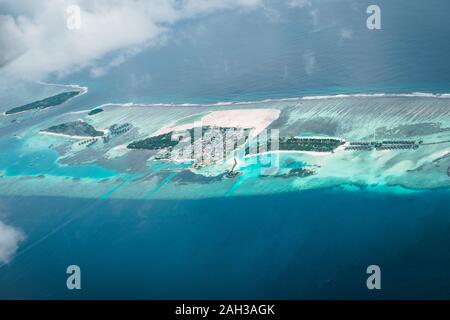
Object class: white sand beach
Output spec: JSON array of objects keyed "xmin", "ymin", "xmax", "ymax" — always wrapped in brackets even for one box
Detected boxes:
[{"xmin": 151, "ymin": 108, "xmax": 280, "ymax": 136}]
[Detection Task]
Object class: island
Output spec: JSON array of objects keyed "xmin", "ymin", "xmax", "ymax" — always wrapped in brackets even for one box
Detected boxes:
[
  {"xmin": 0, "ymin": 96, "xmax": 449, "ymax": 200},
  {"xmin": 127, "ymin": 126, "xmax": 250, "ymax": 151},
  {"xmin": 88, "ymin": 108, "xmax": 104, "ymax": 116},
  {"xmin": 246, "ymin": 136, "xmax": 345, "ymax": 155},
  {"xmin": 5, "ymin": 91, "xmax": 81, "ymax": 115},
  {"xmin": 127, "ymin": 131, "xmax": 181, "ymax": 150},
  {"xmin": 279, "ymin": 137, "xmax": 345, "ymax": 152},
  {"xmin": 41, "ymin": 120, "xmax": 104, "ymax": 137}
]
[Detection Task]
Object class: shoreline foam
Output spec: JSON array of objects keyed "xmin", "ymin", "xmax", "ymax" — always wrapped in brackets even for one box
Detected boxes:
[{"xmin": 88, "ymin": 91, "xmax": 450, "ymax": 110}]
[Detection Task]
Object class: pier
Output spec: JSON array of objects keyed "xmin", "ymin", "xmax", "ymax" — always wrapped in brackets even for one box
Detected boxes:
[
  {"xmin": 225, "ymin": 158, "xmax": 241, "ymax": 179},
  {"xmin": 345, "ymin": 140, "xmax": 420, "ymax": 151}
]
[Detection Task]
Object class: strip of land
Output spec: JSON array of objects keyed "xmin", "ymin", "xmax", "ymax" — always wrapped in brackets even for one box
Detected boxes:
[
  {"xmin": 41, "ymin": 120, "xmax": 104, "ymax": 138},
  {"xmin": 5, "ymin": 91, "xmax": 81, "ymax": 115}
]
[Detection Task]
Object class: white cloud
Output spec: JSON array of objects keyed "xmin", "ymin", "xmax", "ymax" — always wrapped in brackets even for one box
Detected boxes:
[
  {"xmin": 0, "ymin": 221, "xmax": 26, "ymax": 264},
  {"xmin": 0, "ymin": 0, "xmax": 261, "ymax": 80},
  {"xmin": 303, "ymin": 50, "xmax": 317, "ymax": 75}
]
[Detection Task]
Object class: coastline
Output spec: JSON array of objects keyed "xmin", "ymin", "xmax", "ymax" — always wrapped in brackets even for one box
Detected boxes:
[
  {"xmin": 2, "ymin": 83, "xmax": 88, "ymax": 116},
  {"xmin": 39, "ymin": 130, "xmax": 103, "ymax": 140},
  {"xmin": 0, "ymin": 82, "xmax": 448, "ymax": 200},
  {"xmin": 245, "ymin": 150, "xmax": 334, "ymax": 157},
  {"xmin": 82, "ymin": 90, "xmax": 450, "ymax": 111}
]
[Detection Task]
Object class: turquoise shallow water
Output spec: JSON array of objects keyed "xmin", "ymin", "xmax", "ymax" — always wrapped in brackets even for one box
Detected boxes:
[{"xmin": 0, "ymin": 137, "xmax": 116, "ymax": 179}]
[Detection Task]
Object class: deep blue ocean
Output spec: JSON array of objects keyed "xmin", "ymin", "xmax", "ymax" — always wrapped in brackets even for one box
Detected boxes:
[
  {"xmin": 1, "ymin": 0, "xmax": 450, "ymax": 299},
  {"xmin": 62, "ymin": 0, "xmax": 450, "ymax": 105},
  {"xmin": 1, "ymin": 189, "xmax": 450, "ymax": 299}
]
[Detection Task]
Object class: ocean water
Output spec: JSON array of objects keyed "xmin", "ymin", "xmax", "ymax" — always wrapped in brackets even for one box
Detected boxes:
[
  {"xmin": 0, "ymin": 137, "xmax": 116, "ymax": 179},
  {"xmin": 1, "ymin": 0, "xmax": 450, "ymax": 299},
  {"xmin": 60, "ymin": 0, "xmax": 450, "ymax": 105},
  {"xmin": 0, "ymin": 188, "xmax": 449, "ymax": 299}
]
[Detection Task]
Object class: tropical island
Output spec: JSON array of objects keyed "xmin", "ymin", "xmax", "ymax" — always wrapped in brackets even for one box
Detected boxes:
[
  {"xmin": 88, "ymin": 108, "xmax": 104, "ymax": 116},
  {"xmin": 0, "ymin": 95, "xmax": 449, "ymax": 199},
  {"xmin": 5, "ymin": 91, "xmax": 81, "ymax": 115},
  {"xmin": 41, "ymin": 120, "xmax": 104, "ymax": 138},
  {"xmin": 245, "ymin": 136, "xmax": 345, "ymax": 156},
  {"xmin": 279, "ymin": 137, "xmax": 345, "ymax": 152},
  {"xmin": 127, "ymin": 126, "xmax": 250, "ymax": 151},
  {"xmin": 128, "ymin": 131, "xmax": 180, "ymax": 150}
]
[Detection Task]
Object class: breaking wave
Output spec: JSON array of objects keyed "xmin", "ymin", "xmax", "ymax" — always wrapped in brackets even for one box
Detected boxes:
[{"xmin": 97, "ymin": 92, "xmax": 450, "ymax": 109}]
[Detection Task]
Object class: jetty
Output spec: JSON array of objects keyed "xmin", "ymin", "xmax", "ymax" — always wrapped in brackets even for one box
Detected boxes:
[
  {"xmin": 345, "ymin": 140, "xmax": 420, "ymax": 151},
  {"xmin": 225, "ymin": 158, "xmax": 241, "ymax": 179}
]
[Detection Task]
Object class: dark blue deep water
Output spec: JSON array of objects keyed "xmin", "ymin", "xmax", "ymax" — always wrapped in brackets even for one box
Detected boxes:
[
  {"xmin": 62, "ymin": 0, "xmax": 450, "ymax": 105},
  {"xmin": 1, "ymin": 188, "xmax": 449, "ymax": 299}
]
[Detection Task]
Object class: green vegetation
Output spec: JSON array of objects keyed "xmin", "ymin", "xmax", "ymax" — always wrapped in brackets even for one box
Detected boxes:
[
  {"xmin": 127, "ymin": 132, "xmax": 180, "ymax": 150},
  {"xmin": 88, "ymin": 108, "xmax": 104, "ymax": 116},
  {"xmin": 42, "ymin": 121, "xmax": 103, "ymax": 137},
  {"xmin": 128, "ymin": 128, "xmax": 344, "ymax": 156},
  {"xmin": 127, "ymin": 126, "xmax": 248, "ymax": 151},
  {"xmin": 279, "ymin": 137, "xmax": 344, "ymax": 152},
  {"xmin": 130, "ymin": 128, "xmax": 344, "ymax": 155},
  {"xmin": 5, "ymin": 91, "xmax": 81, "ymax": 115},
  {"xmin": 247, "ymin": 136, "xmax": 345, "ymax": 155}
]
